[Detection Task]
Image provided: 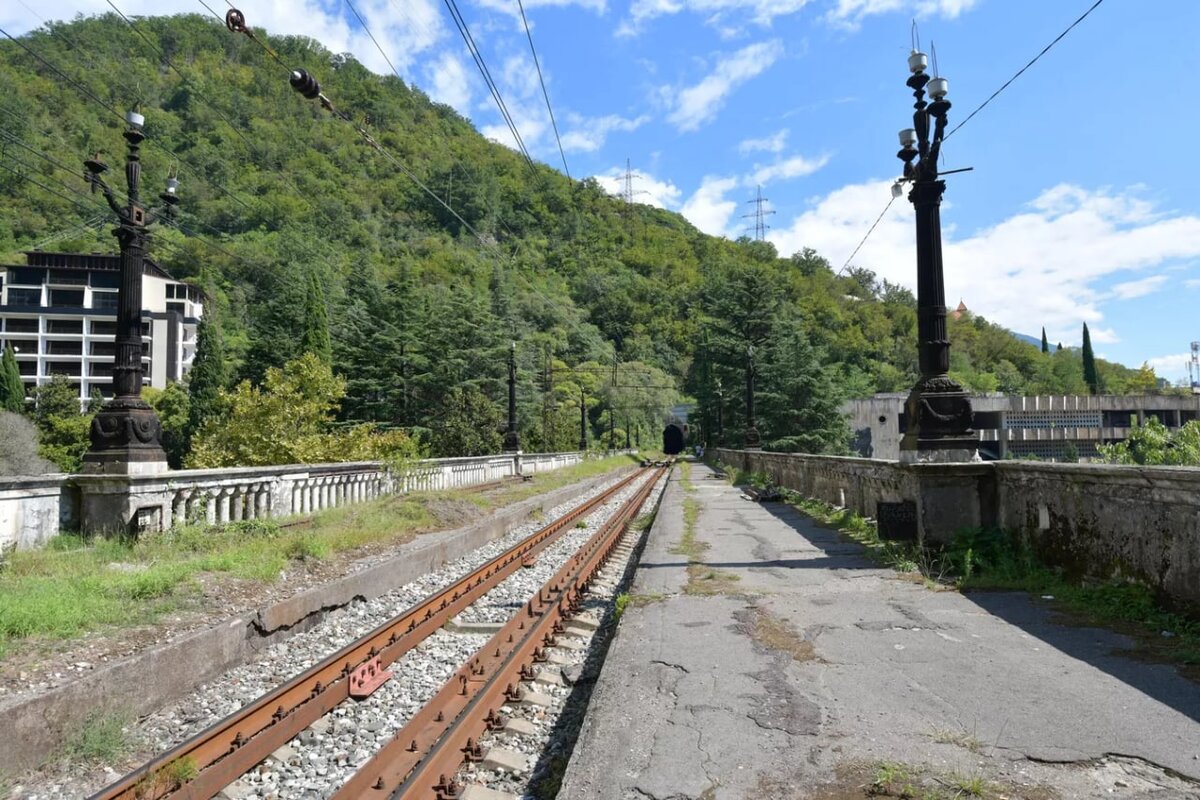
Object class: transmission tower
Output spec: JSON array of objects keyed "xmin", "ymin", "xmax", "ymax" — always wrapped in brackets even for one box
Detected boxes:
[
  {"xmin": 742, "ymin": 185, "xmax": 775, "ymax": 241},
  {"xmin": 619, "ymin": 157, "xmax": 648, "ymax": 228}
]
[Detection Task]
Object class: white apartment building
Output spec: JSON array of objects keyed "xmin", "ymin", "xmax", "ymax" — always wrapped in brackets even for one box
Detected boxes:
[{"xmin": 0, "ymin": 250, "xmax": 203, "ymax": 404}]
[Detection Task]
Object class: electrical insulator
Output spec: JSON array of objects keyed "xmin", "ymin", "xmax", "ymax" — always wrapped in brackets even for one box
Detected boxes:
[{"xmin": 289, "ymin": 69, "xmax": 321, "ymax": 99}]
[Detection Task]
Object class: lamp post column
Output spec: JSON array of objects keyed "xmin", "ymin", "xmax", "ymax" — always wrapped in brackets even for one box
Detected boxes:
[
  {"xmin": 502, "ymin": 342, "xmax": 519, "ymax": 454},
  {"xmin": 82, "ymin": 110, "xmax": 176, "ymax": 475},
  {"xmin": 896, "ymin": 50, "xmax": 975, "ymax": 462}
]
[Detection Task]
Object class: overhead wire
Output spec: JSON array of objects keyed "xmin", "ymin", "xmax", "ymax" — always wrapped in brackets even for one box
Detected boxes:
[
  {"xmin": 339, "ymin": 0, "xmax": 522, "ymax": 245},
  {"xmin": 440, "ymin": 0, "xmax": 537, "ymax": 174},
  {"xmin": 0, "ymin": 23, "xmax": 255, "ymax": 214},
  {"xmin": 945, "ymin": 0, "xmax": 1105, "ymax": 140},
  {"xmin": 515, "ymin": 0, "xmax": 570, "ymax": 180}
]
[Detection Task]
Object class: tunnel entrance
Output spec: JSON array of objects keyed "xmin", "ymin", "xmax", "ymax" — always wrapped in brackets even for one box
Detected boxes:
[{"xmin": 662, "ymin": 422, "xmax": 686, "ymax": 455}]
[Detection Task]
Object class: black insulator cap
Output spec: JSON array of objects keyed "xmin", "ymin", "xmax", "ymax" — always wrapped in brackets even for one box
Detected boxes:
[{"xmin": 289, "ymin": 69, "xmax": 321, "ymax": 99}]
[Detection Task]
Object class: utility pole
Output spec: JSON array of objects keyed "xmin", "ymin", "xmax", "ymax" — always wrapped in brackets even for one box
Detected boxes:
[
  {"xmin": 609, "ymin": 352, "xmax": 618, "ymax": 453},
  {"xmin": 579, "ymin": 386, "xmax": 588, "ymax": 451},
  {"xmin": 503, "ymin": 342, "xmax": 519, "ymax": 454},
  {"xmin": 742, "ymin": 185, "xmax": 775, "ymax": 241},
  {"xmin": 81, "ymin": 109, "xmax": 179, "ymax": 473}
]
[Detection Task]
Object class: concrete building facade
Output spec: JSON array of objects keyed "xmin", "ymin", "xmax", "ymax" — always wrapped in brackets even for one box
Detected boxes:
[
  {"xmin": 0, "ymin": 250, "xmax": 202, "ymax": 404},
  {"xmin": 845, "ymin": 393, "xmax": 1200, "ymax": 461}
]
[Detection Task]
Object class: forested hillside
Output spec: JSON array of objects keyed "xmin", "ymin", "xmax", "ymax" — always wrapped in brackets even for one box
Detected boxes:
[{"xmin": 0, "ymin": 14, "xmax": 1149, "ymax": 462}]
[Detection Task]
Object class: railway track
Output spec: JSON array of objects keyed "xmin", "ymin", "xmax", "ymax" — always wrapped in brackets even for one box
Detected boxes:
[{"xmin": 91, "ymin": 464, "xmax": 667, "ymax": 800}]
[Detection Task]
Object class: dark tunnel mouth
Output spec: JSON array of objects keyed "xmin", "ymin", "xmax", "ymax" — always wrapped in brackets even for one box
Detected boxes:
[{"xmin": 662, "ymin": 423, "xmax": 686, "ymax": 455}]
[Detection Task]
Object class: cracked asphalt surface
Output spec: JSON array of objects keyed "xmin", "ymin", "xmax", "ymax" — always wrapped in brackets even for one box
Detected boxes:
[{"xmin": 559, "ymin": 462, "xmax": 1200, "ymax": 799}]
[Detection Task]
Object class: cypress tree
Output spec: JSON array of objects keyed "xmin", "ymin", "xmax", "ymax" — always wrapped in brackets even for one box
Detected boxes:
[
  {"xmin": 300, "ymin": 269, "xmax": 332, "ymax": 364},
  {"xmin": 1081, "ymin": 323, "xmax": 1100, "ymax": 394},
  {"xmin": 0, "ymin": 344, "xmax": 24, "ymax": 412},
  {"xmin": 185, "ymin": 311, "xmax": 230, "ymax": 446},
  {"xmin": 1057, "ymin": 342, "xmax": 1063, "ymax": 352},
  {"xmin": 1041, "ymin": 327, "xmax": 1049, "ymax": 354}
]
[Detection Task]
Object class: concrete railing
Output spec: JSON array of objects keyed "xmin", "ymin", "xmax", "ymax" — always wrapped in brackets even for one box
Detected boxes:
[
  {"xmin": 0, "ymin": 451, "xmax": 596, "ymax": 551},
  {"xmin": 714, "ymin": 448, "xmax": 1200, "ymax": 610}
]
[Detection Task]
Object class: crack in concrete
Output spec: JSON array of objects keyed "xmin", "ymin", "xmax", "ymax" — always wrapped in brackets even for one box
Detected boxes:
[{"xmin": 650, "ymin": 659, "xmax": 690, "ymax": 673}]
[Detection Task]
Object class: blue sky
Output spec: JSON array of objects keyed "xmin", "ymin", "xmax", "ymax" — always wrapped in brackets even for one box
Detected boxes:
[{"xmin": 6, "ymin": 0, "xmax": 1200, "ymax": 380}]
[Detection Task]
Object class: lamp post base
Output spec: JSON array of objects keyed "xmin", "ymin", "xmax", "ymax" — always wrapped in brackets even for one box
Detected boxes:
[
  {"xmin": 744, "ymin": 426, "xmax": 762, "ymax": 451},
  {"xmin": 82, "ymin": 399, "xmax": 169, "ymax": 475},
  {"xmin": 898, "ymin": 377, "xmax": 977, "ymax": 463}
]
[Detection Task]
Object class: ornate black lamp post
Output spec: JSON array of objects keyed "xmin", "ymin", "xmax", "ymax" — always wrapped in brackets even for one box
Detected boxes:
[
  {"xmin": 895, "ymin": 49, "xmax": 975, "ymax": 461},
  {"xmin": 502, "ymin": 341, "xmax": 520, "ymax": 453},
  {"xmin": 81, "ymin": 110, "xmax": 178, "ymax": 473},
  {"xmin": 744, "ymin": 345, "xmax": 761, "ymax": 450},
  {"xmin": 578, "ymin": 387, "xmax": 588, "ymax": 452}
]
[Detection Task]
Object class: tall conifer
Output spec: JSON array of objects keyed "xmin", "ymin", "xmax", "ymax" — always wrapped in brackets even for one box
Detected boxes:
[
  {"xmin": 1082, "ymin": 323, "xmax": 1100, "ymax": 394},
  {"xmin": 186, "ymin": 310, "xmax": 229, "ymax": 446},
  {"xmin": 1041, "ymin": 327, "xmax": 1049, "ymax": 353},
  {"xmin": 301, "ymin": 269, "xmax": 332, "ymax": 364},
  {"xmin": 0, "ymin": 345, "xmax": 24, "ymax": 412}
]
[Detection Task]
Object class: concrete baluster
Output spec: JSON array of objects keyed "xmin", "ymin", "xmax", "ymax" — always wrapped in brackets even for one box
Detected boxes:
[
  {"xmin": 216, "ymin": 487, "xmax": 233, "ymax": 524},
  {"xmin": 204, "ymin": 489, "xmax": 217, "ymax": 525},
  {"xmin": 172, "ymin": 489, "xmax": 189, "ymax": 528},
  {"xmin": 230, "ymin": 486, "xmax": 245, "ymax": 522}
]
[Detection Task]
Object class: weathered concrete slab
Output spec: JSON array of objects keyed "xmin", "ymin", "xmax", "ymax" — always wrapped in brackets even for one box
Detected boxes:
[
  {"xmin": 461, "ymin": 783, "xmax": 519, "ymax": 800},
  {"xmin": 480, "ymin": 747, "xmax": 528, "ymax": 774},
  {"xmin": 561, "ymin": 462, "xmax": 1200, "ymax": 800},
  {"xmin": 0, "ymin": 467, "xmax": 632, "ymax": 774}
]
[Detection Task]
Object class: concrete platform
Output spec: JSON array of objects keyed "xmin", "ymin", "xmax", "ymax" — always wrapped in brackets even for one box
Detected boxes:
[{"xmin": 560, "ymin": 462, "xmax": 1200, "ymax": 800}]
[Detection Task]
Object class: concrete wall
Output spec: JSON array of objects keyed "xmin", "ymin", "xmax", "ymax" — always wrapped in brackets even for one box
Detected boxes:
[
  {"xmin": 0, "ymin": 476, "xmax": 77, "ymax": 551},
  {"xmin": 714, "ymin": 448, "xmax": 1200, "ymax": 610}
]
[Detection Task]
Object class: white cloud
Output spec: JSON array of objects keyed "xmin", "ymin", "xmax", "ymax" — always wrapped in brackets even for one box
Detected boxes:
[
  {"xmin": 750, "ymin": 153, "xmax": 829, "ymax": 186},
  {"xmin": 1109, "ymin": 275, "xmax": 1167, "ymax": 300},
  {"xmin": 665, "ymin": 40, "xmax": 783, "ymax": 132},
  {"xmin": 561, "ymin": 114, "xmax": 649, "ymax": 153},
  {"xmin": 738, "ymin": 129, "xmax": 789, "ymax": 155},
  {"xmin": 426, "ymin": 52, "xmax": 472, "ymax": 113},
  {"xmin": 824, "ymin": 0, "xmax": 979, "ymax": 29},
  {"xmin": 770, "ymin": 181, "xmax": 1200, "ymax": 348},
  {"xmin": 680, "ymin": 175, "xmax": 741, "ymax": 236},
  {"xmin": 618, "ymin": 0, "xmax": 811, "ymax": 37},
  {"xmin": 1146, "ymin": 353, "xmax": 1194, "ymax": 383},
  {"xmin": 3, "ymin": 0, "xmax": 446, "ymax": 79},
  {"xmin": 593, "ymin": 166, "xmax": 682, "ymax": 209}
]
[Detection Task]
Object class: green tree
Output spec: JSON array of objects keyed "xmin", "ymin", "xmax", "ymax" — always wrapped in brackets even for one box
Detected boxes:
[
  {"xmin": 185, "ymin": 311, "xmax": 230, "ymax": 451},
  {"xmin": 1081, "ymin": 323, "xmax": 1100, "ymax": 394},
  {"xmin": 29, "ymin": 375, "xmax": 90, "ymax": 472},
  {"xmin": 757, "ymin": 319, "xmax": 848, "ymax": 454},
  {"xmin": 0, "ymin": 345, "xmax": 24, "ymax": 412},
  {"xmin": 429, "ymin": 386, "xmax": 503, "ymax": 457},
  {"xmin": 1125, "ymin": 362, "xmax": 1159, "ymax": 395},
  {"xmin": 1097, "ymin": 417, "xmax": 1200, "ymax": 466},
  {"xmin": 1040, "ymin": 327, "xmax": 1049, "ymax": 354},
  {"xmin": 301, "ymin": 269, "xmax": 332, "ymax": 364},
  {"xmin": 144, "ymin": 383, "xmax": 191, "ymax": 469},
  {"xmin": 189, "ymin": 353, "xmax": 346, "ymax": 467}
]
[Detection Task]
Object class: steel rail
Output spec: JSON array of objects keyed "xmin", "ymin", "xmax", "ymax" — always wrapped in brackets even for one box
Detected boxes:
[
  {"xmin": 335, "ymin": 466, "xmax": 666, "ymax": 799},
  {"xmin": 91, "ymin": 467, "xmax": 649, "ymax": 800}
]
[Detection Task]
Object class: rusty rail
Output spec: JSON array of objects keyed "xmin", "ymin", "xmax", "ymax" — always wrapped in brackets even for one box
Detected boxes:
[
  {"xmin": 336, "ymin": 466, "xmax": 666, "ymax": 799},
  {"xmin": 91, "ymin": 467, "xmax": 649, "ymax": 800}
]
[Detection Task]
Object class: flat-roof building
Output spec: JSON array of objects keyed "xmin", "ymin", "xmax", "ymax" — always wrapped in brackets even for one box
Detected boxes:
[
  {"xmin": 845, "ymin": 393, "xmax": 1200, "ymax": 461},
  {"xmin": 0, "ymin": 250, "xmax": 202, "ymax": 405}
]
